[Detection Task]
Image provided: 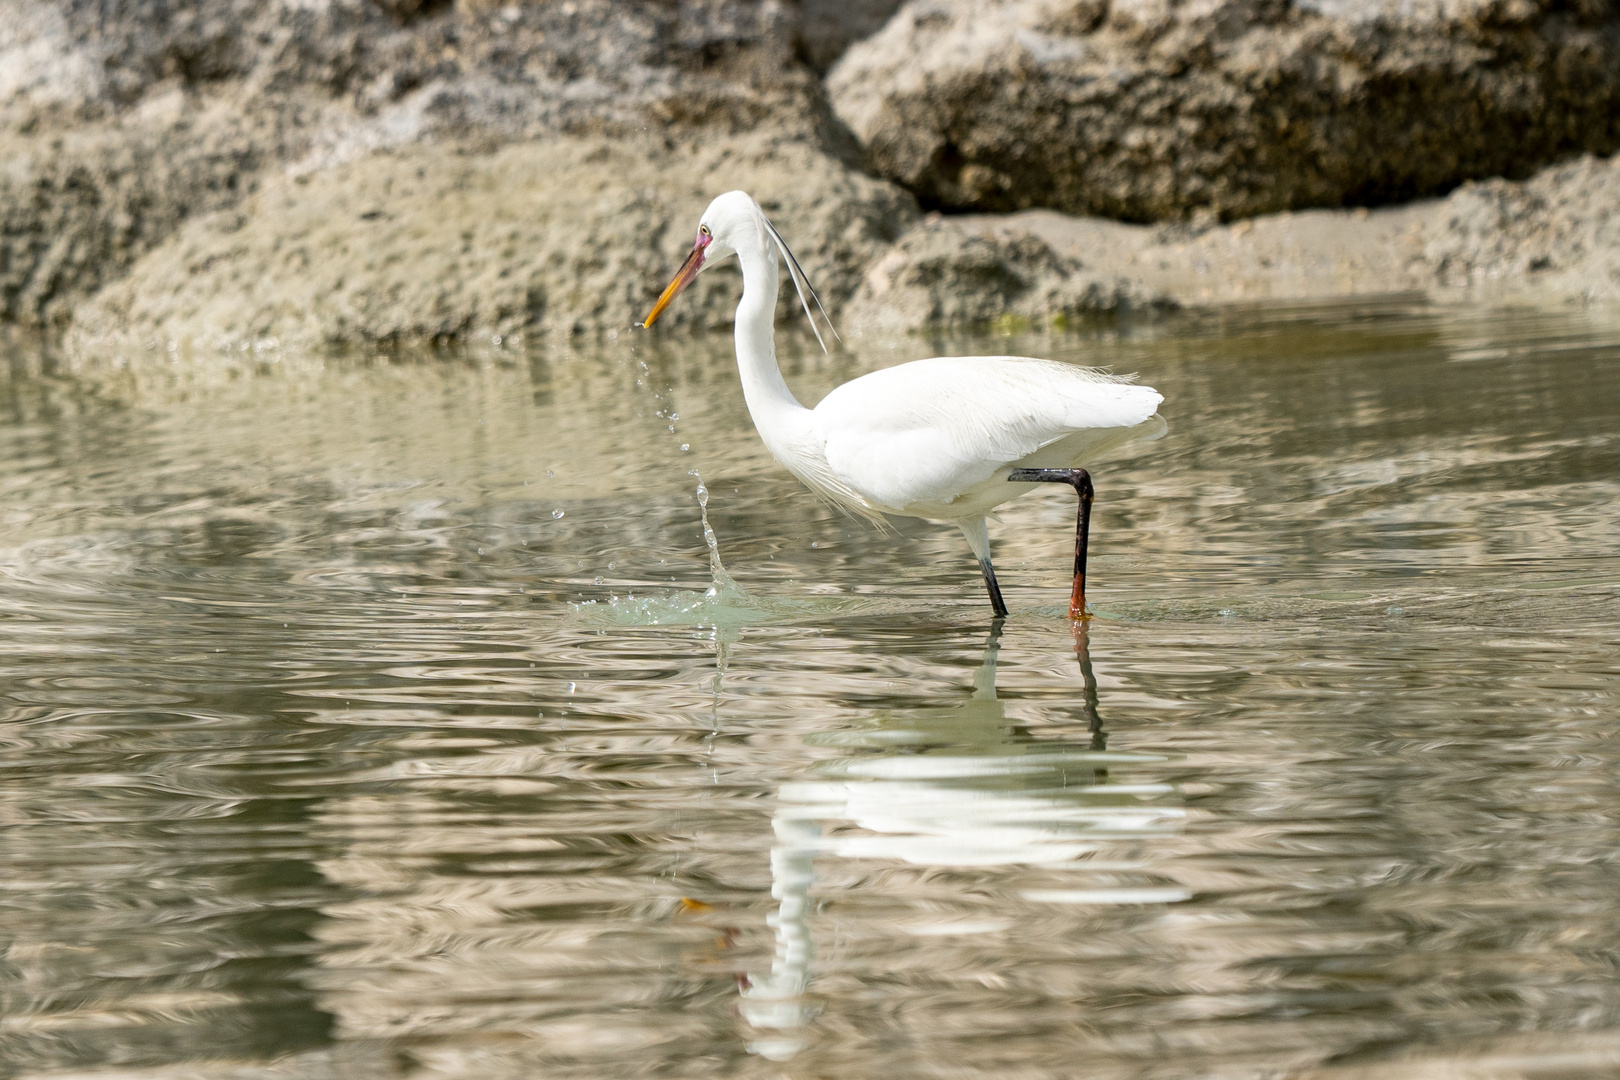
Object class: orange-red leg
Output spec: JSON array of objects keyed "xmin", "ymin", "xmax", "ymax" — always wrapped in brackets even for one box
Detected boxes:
[{"xmin": 1008, "ymin": 468, "xmax": 1094, "ymax": 620}]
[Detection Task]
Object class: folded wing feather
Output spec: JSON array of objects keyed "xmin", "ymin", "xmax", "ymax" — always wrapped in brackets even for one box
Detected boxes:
[{"xmin": 813, "ymin": 357, "xmax": 1163, "ymax": 511}]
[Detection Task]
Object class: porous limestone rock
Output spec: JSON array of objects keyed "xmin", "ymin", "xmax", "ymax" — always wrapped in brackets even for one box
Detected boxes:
[
  {"xmin": 843, "ymin": 217, "xmax": 1174, "ymax": 333},
  {"xmin": 67, "ymin": 135, "xmax": 917, "ymax": 356},
  {"xmin": 800, "ymin": 0, "xmax": 908, "ymax": 70},
  {"xmin": 1416, "ymin": 154, "xmax": 1620, "ymax": 305},
  {"xmin": 1, "ymin": 0, "xmax": 841, "ymax": 329},
  {"xmin": 934, "ymin": 149, "xmax": 1620, "ymax": 310},
  {"xmin": 828, "ymin": 0, "xmax": 1620, "ymax": 221}
]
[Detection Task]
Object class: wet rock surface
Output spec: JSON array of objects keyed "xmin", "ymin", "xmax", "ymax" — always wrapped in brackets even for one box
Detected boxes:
[{"xmin": 828, "ymin": 0, "xmax": 1620, "ymax": 222}]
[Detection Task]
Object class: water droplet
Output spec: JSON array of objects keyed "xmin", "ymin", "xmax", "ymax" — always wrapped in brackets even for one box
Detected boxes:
[
  {"xmin": 567, "ymin": 682, "xmax": 576, "ymax": 693},
  {"xmin": 680, "ymin": 444, "xmax": 690, "ymax": 452},
  {"xmin": 552, "ymin": 508, "xmax": 564, "ymax": 519},
  {"xmin": 1386, "ymin": 606, "xmax": 1404, "ymax": 615},
  {"xmin": 546, "ymin": 469, "xmax": 554, "ymax": 478},
  {"xmin": 810, "ymin": 541, "xmax": 819, "ymax": 548},
  {"xmin": 690, "ymin": 471, "xmax": 739, "ymax": 596},
  {"xmin": 1218, "ymin": 608, "xmax": 1235, "ymax": 617},
  {"xmin": 477, "ymin": 548, "xmax": 484, "ymax": 555},
  {"xmin": 608, "ymin": 561, "xmax": 616, "ymax": 570}
]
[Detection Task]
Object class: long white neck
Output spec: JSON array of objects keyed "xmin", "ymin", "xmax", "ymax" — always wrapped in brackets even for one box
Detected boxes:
[{"xmin": 733, "ymin": 241, "xmax": 810, "ymax": 445}]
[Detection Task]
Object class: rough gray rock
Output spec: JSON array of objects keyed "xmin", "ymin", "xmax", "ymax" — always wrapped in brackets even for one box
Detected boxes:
[
  {"xmin": 1, "ymin": 0, "xmax": 843, "ymax": 329},
  {"xmin": 828, "ymin": 0, "xmax": 1620, "ymax": 222},
  {"xmin": 58, "ymin": 143, "xmax": 1620, "ymax": 359},
  {"xmin": 0, "ymin": 109, "xmax": 283, "ymax": 328},
  {"xmin": 932, "ymin": 149, "xmax": 1620, "ymax": 310},
  {"xmin": 800, "ymin": 0, "xmax": 907, "ymax": 70},
  {"xmin": 843, "ymin": 218, "xmax": 1173, "ymax": 333},
  {"xmin": 1416, "ymin": 154, "xmax": 1620, "ymax": 304},
  {"xmin": 66, "ymin": 135, "xmax": 917, "ymax": 356},
  {"xmin": 3, "ymin": 0, "xmax": 822, "ymax": 139}
]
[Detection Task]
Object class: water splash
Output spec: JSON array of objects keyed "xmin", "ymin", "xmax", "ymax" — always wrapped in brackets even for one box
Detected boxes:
[
  {"xmin": 694, "ymin": 472, "xmax": 742, "ymax": 599},
  {"xmin": 571, "ymin": 474, "xmax": 918, "ymax": 629}
]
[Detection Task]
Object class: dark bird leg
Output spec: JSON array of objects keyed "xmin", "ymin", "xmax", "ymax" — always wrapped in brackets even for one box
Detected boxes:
[
  {"xmin": 1008, "ymin": 468, "xmax": 1094, "ymax": 620},
  {"xmin": 958, "ymin": 517, "xmax": 1009, "ymax": 619},
  {"xmin": 979, "ymin": 557, "xmax": 1009, "ymax": 619}
]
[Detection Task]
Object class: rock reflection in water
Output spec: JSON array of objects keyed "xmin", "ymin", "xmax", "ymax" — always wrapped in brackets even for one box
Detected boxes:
[{"xmin": 742, "ymin": 623, "xmax": 1184, "ymax": 1061}]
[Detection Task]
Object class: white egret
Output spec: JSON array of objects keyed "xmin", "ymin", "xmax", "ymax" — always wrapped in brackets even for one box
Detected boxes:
[{"xmin": 642, "ymin": 191, "xmax": 1166, "ymax": 618}]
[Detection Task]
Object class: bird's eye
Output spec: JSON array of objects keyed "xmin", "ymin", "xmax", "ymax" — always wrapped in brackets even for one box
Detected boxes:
[{"xmin": 698, "ymin": 224, "xmax": 711, "ymax": 237}]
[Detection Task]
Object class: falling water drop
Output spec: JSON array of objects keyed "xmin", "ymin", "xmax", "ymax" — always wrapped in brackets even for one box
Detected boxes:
[
  {"xmin": 553, "ymin": 508, "xmax": 565, "ymax": 519},
  {"xmin": 693, "ymin": 471, "xmax": 740, "ymax": 597}
]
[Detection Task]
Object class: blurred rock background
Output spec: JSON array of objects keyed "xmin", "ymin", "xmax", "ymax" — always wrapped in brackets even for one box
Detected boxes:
[{"xmin": 0, "ymin": 0, "xmax": 1615, "ymax": 358}]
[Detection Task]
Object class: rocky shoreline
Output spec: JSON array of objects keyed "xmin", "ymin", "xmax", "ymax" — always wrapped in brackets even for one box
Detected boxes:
[{"xmin": 1, "ymin": 0, "xmax": 1616, "ymax": 363}]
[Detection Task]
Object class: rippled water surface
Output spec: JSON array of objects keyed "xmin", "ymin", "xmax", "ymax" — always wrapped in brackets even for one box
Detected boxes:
[{"xmin": 3, "ymin": 304, "xmax": 1620, "ymax": 1079}]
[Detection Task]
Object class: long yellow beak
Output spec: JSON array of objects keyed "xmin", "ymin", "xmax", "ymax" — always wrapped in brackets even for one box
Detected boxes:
[{"xmin": 642, "ymin": 241, "xmax": 707, "ymax": 328}]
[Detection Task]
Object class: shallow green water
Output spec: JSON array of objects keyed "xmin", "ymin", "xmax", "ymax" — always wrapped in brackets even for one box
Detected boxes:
[{"xmin": 2, "ymin": 303, "xmax": 1619, "ymax": 1079}]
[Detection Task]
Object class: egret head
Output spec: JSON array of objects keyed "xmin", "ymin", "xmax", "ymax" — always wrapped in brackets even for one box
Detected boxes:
[
  {"xmin": 640, "ymin": 191, "xmax": 837, "ymax": 351},
  {"xmin": 640, "ymin": 191, "xmax": 757, "ymax": 329}
]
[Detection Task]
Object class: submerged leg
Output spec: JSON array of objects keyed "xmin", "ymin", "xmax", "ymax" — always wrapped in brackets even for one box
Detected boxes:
[
  {"xmin": 957, "ymin": 517, "xmax": 1008, "ymax": 619},
  {"xmin": 979, "ymin": 559, "xmax": 1009, "ymax": 619},
  {"xmin": 1007, "ymin": 468, "xmax": 1094, "ymax": 620}
]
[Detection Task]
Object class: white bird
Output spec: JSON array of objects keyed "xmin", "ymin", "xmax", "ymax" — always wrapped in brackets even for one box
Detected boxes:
[{"xmin": 642, "ymin": 191, "xmax": 1166, "ymax": 618}]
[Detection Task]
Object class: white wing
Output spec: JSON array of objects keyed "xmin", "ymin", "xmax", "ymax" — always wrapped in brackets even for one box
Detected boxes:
[{"xmin": 811, "ymin": 356, "xmax": 1163, "ymax": 514}]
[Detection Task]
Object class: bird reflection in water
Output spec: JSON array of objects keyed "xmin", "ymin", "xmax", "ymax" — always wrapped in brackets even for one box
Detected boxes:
[{"xmin": 738, "ymin": 622, "xmax": 1184, "ymax": 1061}]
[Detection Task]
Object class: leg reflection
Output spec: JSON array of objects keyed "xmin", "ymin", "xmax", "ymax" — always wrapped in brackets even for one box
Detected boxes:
[
  {"xmin": 1074, "ymin": 618, "xmax": 1107, "ymax": 760},
  {"xmin": 737, "ymin": 813, "xmax": 818, "ymax": 1060},
  {"xmin": 739, "ymin": 621, "xmax": 1176, "ymax": 1061}
]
